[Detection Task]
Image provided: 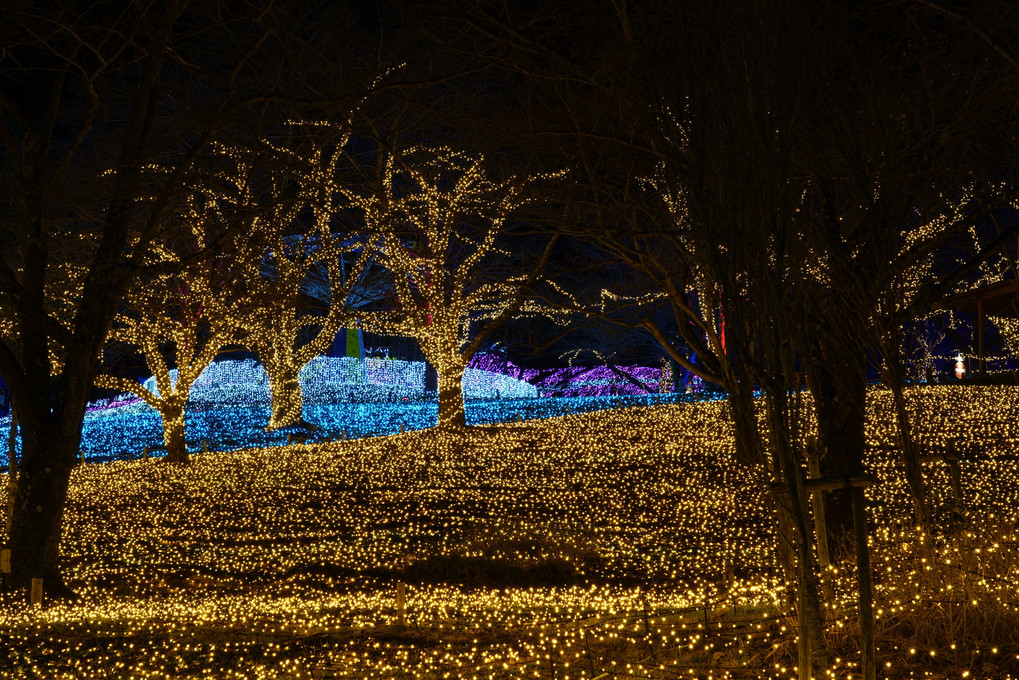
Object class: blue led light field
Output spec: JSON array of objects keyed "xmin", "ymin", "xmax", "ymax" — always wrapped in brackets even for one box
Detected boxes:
[
  {"xmin": 0, "ymin": 358, "xmax": 710, "ymax": 467},
  {"xmin": 0, "ymin": 392, "xmax": 704, "ymax": 467}
]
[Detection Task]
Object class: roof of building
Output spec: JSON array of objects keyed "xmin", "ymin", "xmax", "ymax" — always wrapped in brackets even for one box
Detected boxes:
[{"xmin": 933, "ymin": 278, "xmax": 1019, "ymax": 318}]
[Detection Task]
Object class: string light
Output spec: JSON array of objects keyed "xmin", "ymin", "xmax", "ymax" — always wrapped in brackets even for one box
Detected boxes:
[
  {"xmin": 342, "ymin": 146, "xmax": 563, "ymax": 429},
  {"xmin": 95, "ymin": 179, "xmax": 257, "ymax": 462},
  {"xmin": 2, "ymin": 358, "xmax": 679, "ymax": 464},
  {"xmin": 0, "ymin": 383, "xmax": 1017, "ymax": 678},
  {"xmin": 230, "ymin": 128, "xmax": 375, "ymax": 431},
  {"xmin": 93, "ymin": 129, "xmax": 377, "ymax": 453}
]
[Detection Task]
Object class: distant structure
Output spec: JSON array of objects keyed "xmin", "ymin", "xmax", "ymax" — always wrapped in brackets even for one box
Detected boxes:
[
  {"xmin": 330, "ymin": 327, "xmax": 366, "ymax": 360},
  {"xmin": 934, "ymin": 279, "xmax": 1019, "ymax": 376}
]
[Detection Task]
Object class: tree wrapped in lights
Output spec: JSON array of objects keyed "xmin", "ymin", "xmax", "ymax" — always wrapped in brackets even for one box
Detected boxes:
[
  {"xmin": 96, "ymin": 168, "xmax": 263, "ymax": 463},
  {"xmin": 235, "ymin": 135, "xmax": 375, "ymax": 430},
  {"xmin": 97, "ymin": 280, "xmax": 240, "ymax": 464},
  {"xmin": 344, "ymin": 146, "xmax": 558, "ymax": 429},
  {"xmin": 97, "ymin": 130, "xmax": 380, "ymax": 444}
]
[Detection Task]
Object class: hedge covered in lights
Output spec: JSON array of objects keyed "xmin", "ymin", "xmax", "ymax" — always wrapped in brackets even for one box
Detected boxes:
[{"xmin": 140, "ymin": 357, "xmax": 539, "ymax": 407}]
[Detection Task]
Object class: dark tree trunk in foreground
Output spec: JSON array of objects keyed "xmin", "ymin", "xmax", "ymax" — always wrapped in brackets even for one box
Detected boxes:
[
  {"xmin": 766, "ymin": 394, "xmax": 829, "ymax": 674},
  {"xmin": 10, "ymin": 447, "xmax": 75, "ymax": 595},
  {"xmin": 728, "ymin": 372, "xmax": 763, "ymax": 467},
  {"xmin": 807, "ymin": 346, "xmax": 867, "ymax": 554},
  {"xmin": 8, "ymin": 369, "xmax": 95, "ymax": 596},
  {"xmin": 880, "ymin": 333, "xmax": 930, "ymax": 529}
]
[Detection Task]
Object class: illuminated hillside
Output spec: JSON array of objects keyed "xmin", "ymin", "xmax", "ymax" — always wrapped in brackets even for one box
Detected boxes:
[{"xmin": 1, "ymin": 385, "xmax": 1018, "ymax": 678}]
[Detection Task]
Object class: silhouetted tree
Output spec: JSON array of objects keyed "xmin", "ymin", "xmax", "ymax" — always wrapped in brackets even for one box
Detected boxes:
[{"xmin": 0, "ymin": 0, "xmax": 378, "ymax": 597}]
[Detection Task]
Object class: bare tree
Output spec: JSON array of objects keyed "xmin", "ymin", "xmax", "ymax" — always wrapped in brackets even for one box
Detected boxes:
[
  {"xmin": 782, "ymin": 2, "xmax": 1019, "ymax": 531},
  {"xmin": 631, "ymin": 4, "xmax": 1019, "ymax": 675}
]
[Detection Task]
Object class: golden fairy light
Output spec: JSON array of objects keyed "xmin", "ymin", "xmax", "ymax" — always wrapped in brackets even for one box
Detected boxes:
[
  {"xmin": 342, "ymin": 146, "xmax": 562, "ymax": 429},
  {"xmin": 95, "ymin": 164, "xmax": 263, "ymax": 463},
  {"xmin": 228, "ymin": 131, "xmax": 374, "ymax": 431},
  {"xmin": 1, "ymin": 384, "xmax": 1018, "ymax": 678},
  {"xmin": 94, "ymin": 128, "xmax": 379, "ymax": 446}
]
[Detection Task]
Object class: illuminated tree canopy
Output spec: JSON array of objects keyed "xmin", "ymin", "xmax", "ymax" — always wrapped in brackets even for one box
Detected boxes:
[
  {"xmin": 343, "ymin": 146, "xmax": 560, "ymax": 428},
  {"xmin": 227, "ymin": 131, "xmax": 376, "ymax": 431}
]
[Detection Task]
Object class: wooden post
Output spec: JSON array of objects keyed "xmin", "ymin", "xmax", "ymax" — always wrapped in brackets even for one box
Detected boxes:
[
  {"xmin": 584, "ymin": 630, "xmax": 597, "ymax": 677},
  {"xmin": 806, "ymin": 443, "xmax": 834, "ymax": 603},
  {"xmin": 399, "ymin": 423, "xmax": 404, "ymax": 434},
  {"xmin": 852, "ymin": 485, "xmax": 876, "ymax": 680},
  {"xmin": 0, "ymin": 548, "xmax": 10, "ymax": 573},
  {"xmin": 30, "ymin": 578, "xmax": 43, "ymax": 605},
  {"xmin": 396, "ymin": 581, "xmax": 406, "ymax": 626},
  {"xmin": 203, "ymin": 440, "xmax": 208, "ymax": 454},
  {"xmin": 342, "ymin": 429, "xmax": 347, "ymax": 441},
  {"xmin": 142, "ymin": 446, "xmax": 148, "ymax": 460},
  {"xmin": 79, "ymin": 449, "xmax": 86, "ymax": 465},
  {"xmin": 798, "ymin": 582, "xmax": 812, "ymax": 680},
  {"xmin": 977, "ymin": 298, "xmax": 986, "ymax": 375}
]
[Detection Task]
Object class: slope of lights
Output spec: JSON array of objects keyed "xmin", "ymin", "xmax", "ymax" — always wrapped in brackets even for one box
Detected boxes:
[{"xmin": 2, "ymin": 385, "xmax": 1019, "ymax": 678}]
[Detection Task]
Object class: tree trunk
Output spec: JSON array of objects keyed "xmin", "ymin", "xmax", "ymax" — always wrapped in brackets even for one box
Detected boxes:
[
  {"xmin": 852, "ymin": 485, "xmax": 877, "ymax": 680},
  {"xmin": 728, "ymin": 379, "xmax": 763, "ymax": 466},
  {"xmin": 160, "ymin": 398, "xmax": 189, "ymax": 464},
  {"xmin": 267, "ymin": 369, "xmax": 304, "ymax": 430},
  {"xmin": 766, "ymin": 397, "xmax": 829, "ymax": 674},
  {"xmin": 806, "ymin": 347, "xmax": 866, "ymax": 555},
  {"xmin": 7, "ymin": 408, "xmax": 16, "ymax": 469},
  {"xmin": 882, "ymin": 346, "xmax": 930, "ymax": 529},
  {"xmin": 669, "ymin": 356, "xmax": 683, "ymax": 392},
  {"xmin": 6, "ymin": 409, "xmax": 18, "ymax": 535},
  {"xmin": 437, "ymin": 364, "xmax": 467, "ymax": 429},
  {"xmin": 8, "ymin": 420, "xmax": 79, "ymax": 598}
]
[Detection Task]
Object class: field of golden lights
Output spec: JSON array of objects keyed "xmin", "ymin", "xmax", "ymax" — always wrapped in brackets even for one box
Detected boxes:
[{"xmin": 2, "ymin": 385, "xmax": 1019, "ymax": 679}]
